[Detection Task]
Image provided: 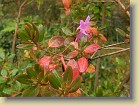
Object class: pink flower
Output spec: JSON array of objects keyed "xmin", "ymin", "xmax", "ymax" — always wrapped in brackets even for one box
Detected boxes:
[{"xmin": 76, "ymin": 16, "xmax": 91, "ymax": 41}]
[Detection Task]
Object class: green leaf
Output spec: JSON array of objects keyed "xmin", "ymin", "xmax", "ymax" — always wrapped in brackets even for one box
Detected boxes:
[
  {"xmin": 37, "ymin": 71, "xmax": 44, "ymax": 83},
  {"xmin": 16, "ymin": 44, "xmax": 33, "ymax": 49},
  {"xmin": 42, "ymin": 74, "xmax": 48, "ymax": 83},
  {"xmin": 0, "ymin": 76, "xmax": 6, "ymax": 84},
  {"xmin": 48, "ymin": 70, "xmax": 62, "ymax": 89},
  {"xmin": 38, "ymin": 24, "xmax": 45, "ymax": 42},
  {"xmin": 0, "ymin": 48, "xmax": 5, "ymax": 59},
  {"xmin": 116, "ymin": 57, "xmax": 125, "ymax": 66},
  {"xmin": 16, "ymin": 74, "xmax": 32, "ymax": 84},
  {"xmin": 10, "ymin": 69, "xmax": 18, "ymax": 77},
  {"xmin": 1, "ymin": 68, "xmax": 8, "ymax": 77},
  {"xmin": 63, "ymin": 66, "xmax": 73, "ymax": 85},
  {"xmin": 52, "ymin": 70, "xmax": 62, "ymax": 83},
  {"xmin": 69, "ymin": 77, "xmax": 81, "ymax": 93},
  {"xmin": 115, "ymin": 28, "xmax": 126, "ymax": 37},
  {"xmin": 3, "ymin": 88, "xmax": 15, "ymax": 95},
  {"xmin": 22, "ymin": 86, "xmax": 40, "ymax": 97},
  {"xmin": 18, "ymin": 30, "xmax": 30, "ymax": 41},
  {"xmin": 8, "ymin": 54, "xmax": 15, "ymax": 60},
  {"xmin": 34, "ymin": 64, "xmax": 44, "ymax": 75},
  {"xmin": 62, "ymin": 27, "xmax": 73, "ymax": 36},
  {"xmin": 31, "ymin": 23, "xmax": 39, "ymax": 42},
  {"xmin": 26, "ymin": 67, "xmax": 37, "ymax": 79}
]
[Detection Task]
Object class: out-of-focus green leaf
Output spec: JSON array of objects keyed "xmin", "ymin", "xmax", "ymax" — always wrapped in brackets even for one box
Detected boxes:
[
  {"xmin": 22, "ymin": 86, "xmax": 40, "ymax": 97},
  {"xmin": 48, "ymin": 70, "xmax": 62, "ymax": 89},
  {"xmin": 115, "ymin": 28, "xmax": 126, "ymax": 37},
  {"xmin": 16, "ymin": 74, "xmax": 32, "ymax": 84},
  {"xmin": 10, "ymin": 69, "xmax": 18, "ymax": 77},
  {"xmin": 8, "ymin": 54, "xmax": 15, "ymax": 60},
  {"xmin": 38, "ymin": 24, "xmax": 45, "ymax": 42},
  {"xmin": 116, "ymin": 57, "xmax": 125, "ymax": 66},
  {"xmin": 63, "ymin": 66, "xmax": 73, "ymax": 85},
  {"xmin": 26, "ymin": 67, "xmax": 37, "ymax": 79},
  {"xmin": 62, "ymin": 27, "xmax": 73, "ymax": 36},
  {"xmin": 69, "ymin": 76, "xmax": 81, "ymax": 93},
  {"xmin": 18, "ymin": 30, "xmax": 30, "ymax": 41},
  {"xmin": 16, "ymin": 44, "xmax": 33, "ymax": 49},
  {"xmin": 34, "ymin": 64, "xmax": 44, "ymax": 75},
  {"xmin": 3, "ymin": 88, "xmax": 15, "ymax": 95},
  {"xmin": 0, "ymin": 48, "xmax": 5, "ymax": 59},
  {"xmin": 1, "ymin": 68, "xmax": 8, "ymax": 77},
  {"xmin": 0, "ymin": 76, "xmax": 6, "ymax": 84}
]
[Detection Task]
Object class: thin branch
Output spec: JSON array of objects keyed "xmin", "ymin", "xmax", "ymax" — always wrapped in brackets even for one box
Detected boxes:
[
  {"xmin": 113, "ymin": 0, "xmax": 130, "ymax": 17},
  {"xmin": 99, "ymin": 41, "xmax": 129, "ymax": 50},
  {"xmin": 94, "ymin": 0, "xmax": 107, "ymax": 90},
  {"xmin": 89, "ymin": 48, "xmax": 130, "ymax": 61},
  {"xmin": 11, "ymin": 0, "xmax": 28, "ymax": 54}
]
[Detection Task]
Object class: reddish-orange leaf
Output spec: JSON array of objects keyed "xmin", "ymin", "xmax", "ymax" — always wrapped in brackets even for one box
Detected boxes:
[
  {"xmin": 78, "ymin": 57, "xmax": 88, "ymax": 73},
  {"xmin": 66, "ymin": 50, "xmax": 78, "ymax": 59},
  {"xmin": 62, "ymin": 0, "xmax": 71, "ymax": 9},
  {"xmin": 86, "ymin": 26, "xmax": 98, "ymax": 36},
  {"xmin": 86, "ymin": 64, "xmax": 95, "ymax": 73},
  {"xmin": 100, "ymin": 34, "xmax": 107, "ymax": 41},
  {"xmin": 48, "ymin": 36, "xmax": 65, "ymax": 48},
  {"xmin": 84, "ymin": 44, "xmax": 100, "ymax": 54}
]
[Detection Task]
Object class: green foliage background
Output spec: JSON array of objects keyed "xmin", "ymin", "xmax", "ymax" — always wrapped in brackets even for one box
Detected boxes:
[{"xmin": 0, "ymin": 0, "xmax": 130, "ymax": 97}]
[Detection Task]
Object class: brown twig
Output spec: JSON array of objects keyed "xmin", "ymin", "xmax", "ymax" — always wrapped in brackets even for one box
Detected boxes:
[
  {"xmin": 89, "ymin": 48, "xmax": 130, "ymax": 61},
  {"xmin": 113, "ymin": 0, "xmax": 130, "ymax": 17},
  {"xmin": 99, "ymin": 41, "xmax": 129, "ymax": 50},
  {"xmin": 94, "ymin": 0, "xmax": 107, "ymax": 90},
  {"xmin": 11, "ymin": 0, "xmax": 28, "ymax": 54}
]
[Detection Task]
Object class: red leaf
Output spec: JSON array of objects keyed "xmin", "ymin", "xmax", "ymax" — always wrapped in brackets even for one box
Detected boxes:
[
  {"xmin": 38, "ymin": 56, "xmax": 51, "ymax": 69},
  {"xmin": 78, "ymin": 57, "xmax": 88, "ymax": 73},
  {"xmin": 67, "ymin": 59, "xmax": 79, "ymax": 80},
  {"xmin": 84, "ymin": 44, "xmax": 100, "ymax": 54},
  {"xmin": 86, "ymin": 64, "xmax": 95, "ymax": 73},
  {"xmin": 49, "ymin": 64, "xmax": 57, "ymax": 71},
  {"xmin": 66, "ymin": 50, "xmax": 78, "ymax": 59},
  {"xmin": 48, "ymin": 36, "xmax": 65, "ymax": 48}
]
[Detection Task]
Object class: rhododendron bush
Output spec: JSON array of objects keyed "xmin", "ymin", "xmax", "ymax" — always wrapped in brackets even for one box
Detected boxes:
[{"xmin": 0, "ymin": 0, "xmax": 130, "ymax": 97}]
